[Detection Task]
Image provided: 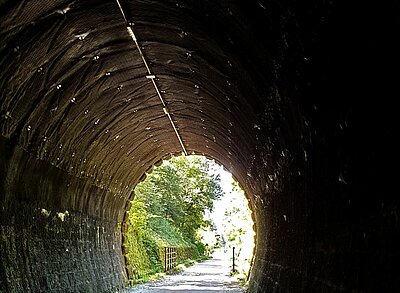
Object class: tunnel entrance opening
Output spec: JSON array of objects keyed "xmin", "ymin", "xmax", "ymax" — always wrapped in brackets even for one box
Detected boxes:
[{"xmin": 121, "ymin": 155, "xmax": 255, "ymax": 288}]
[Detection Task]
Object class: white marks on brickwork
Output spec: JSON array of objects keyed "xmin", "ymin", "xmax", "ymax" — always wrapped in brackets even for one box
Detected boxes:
[
  {"xmin": 41, "ymin": 208, "xmax": 50, "ymax": 218},
  {"xmin": 75, "ymin": 32, "xmax": 89, "ymax": 40},
  {"xmin": 56, "ymin": 6, "xmax": 71, "ymax": 15},
  {"xmin": 1, "ymin": 111, "xmax": 11, "ymax": 120},
  {"xmin": 339, "ymin": 172, "xmax": 347, "ymax": 184},
  {"xmin": 179, "ymin": 30, "xmax": 188, "ymax": 38},
  {"xmin": 57, "ymin": 211, "xmax": 69, "ymax": 221}
]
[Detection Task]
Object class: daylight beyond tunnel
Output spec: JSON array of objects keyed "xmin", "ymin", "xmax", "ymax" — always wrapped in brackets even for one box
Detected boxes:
[{"xmin": 0, "ymin": 0, "xmax": 399, "ymax": 292}]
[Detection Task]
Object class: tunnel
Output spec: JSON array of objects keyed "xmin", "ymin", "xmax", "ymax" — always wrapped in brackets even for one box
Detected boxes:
[{"xmin": 0, "ymin": 0, "xmax": 399, "ymax": 292}]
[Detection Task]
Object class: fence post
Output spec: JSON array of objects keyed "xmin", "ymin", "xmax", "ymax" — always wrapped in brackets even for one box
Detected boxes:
[
  {"xmin": 164, "ymin": 247, "xmax": 167, "ymax": 272},
  {"xmin": 232, "ymin": 246, "xmax": 235, "ymax": 273}
]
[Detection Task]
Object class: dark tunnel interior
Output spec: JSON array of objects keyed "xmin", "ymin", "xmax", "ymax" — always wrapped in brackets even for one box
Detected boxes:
[{"xmin": 1, "ymin": 0, "xmax": 399, "ymax": 292}]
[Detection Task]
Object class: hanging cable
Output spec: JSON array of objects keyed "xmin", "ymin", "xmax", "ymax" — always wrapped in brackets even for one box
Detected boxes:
[{"xmin": 115, "ymin": 0, "xmax": 188, "ymax": 156}]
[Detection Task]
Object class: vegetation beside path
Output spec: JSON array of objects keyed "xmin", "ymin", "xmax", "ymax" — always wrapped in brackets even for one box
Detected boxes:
[{"xmin": 124, "ymin": 156, "xmax": 223, "ymax": 284}]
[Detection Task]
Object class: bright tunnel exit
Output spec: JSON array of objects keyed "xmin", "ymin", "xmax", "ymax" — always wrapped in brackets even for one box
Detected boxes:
[
  {"xmin": 123, "ymin": 155, "xmax": 255, "ymax": 289},
  {"xmin": 200, "ymin": 162, "xmax": 255, "ymax": 281}
]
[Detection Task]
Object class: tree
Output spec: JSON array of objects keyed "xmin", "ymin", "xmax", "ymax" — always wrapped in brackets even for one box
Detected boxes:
[
  {"xmin": 126, "ymin": 155, "xmax": 224, "ymax": 282},
  {"xmin": 133, "ymin": 155, "xmax": 223, "ymax": 243}
]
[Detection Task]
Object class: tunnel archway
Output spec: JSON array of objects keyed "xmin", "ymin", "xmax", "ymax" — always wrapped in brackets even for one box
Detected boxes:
[
  {"xmin": 1, "ymin": 1, "xmax": 399, "ymax": 292},
  {"xmin": 122, "ymin": 155, "xmax": 256, "ymax": 284}
]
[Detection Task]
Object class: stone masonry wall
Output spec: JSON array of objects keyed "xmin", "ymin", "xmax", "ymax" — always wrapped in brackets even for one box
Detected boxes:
[
  {"xmin": 0, "ymin": 136, "xmax": 126, "ymax": 292},
  {"xmin": 0, "ymin": 207, "xmax": 125, "ymax": 293}
]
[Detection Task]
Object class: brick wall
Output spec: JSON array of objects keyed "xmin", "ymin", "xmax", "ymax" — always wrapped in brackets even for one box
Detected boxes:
[
  {"xmin": 0, "ymin": 137, "xmax": 126, "ymax": 292},
  {"xmin": 0, "ymin": 206, "xmax": 125, "ymax": 293}
]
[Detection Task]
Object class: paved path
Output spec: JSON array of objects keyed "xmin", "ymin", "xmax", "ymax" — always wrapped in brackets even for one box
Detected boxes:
[{"xmin": 124, "ymin": 251, "xmax": 245, "ymax": 293}]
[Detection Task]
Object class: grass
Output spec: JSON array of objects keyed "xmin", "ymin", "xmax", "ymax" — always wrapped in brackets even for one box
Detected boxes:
[{"xmin": 129, "ymin": 272, "xmax": 166, "ymax": 285}]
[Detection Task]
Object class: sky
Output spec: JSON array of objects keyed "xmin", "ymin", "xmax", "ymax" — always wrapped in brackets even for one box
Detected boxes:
[
  {"xmin": 204, "ymin": 160, "xmax": 255, "ymax": 275},
  {"xmin": 206, "ymin": 160, "xmax": 254, "ymax": 239},
  {"xmin": 209, "ymin": 162, "xmax": 235, "ymax": 232}
]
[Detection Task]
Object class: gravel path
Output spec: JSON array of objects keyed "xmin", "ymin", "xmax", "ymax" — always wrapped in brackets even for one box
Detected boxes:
[{"xmin": 124, "ymin": 251, "xmax": 245, "ymax": 293}]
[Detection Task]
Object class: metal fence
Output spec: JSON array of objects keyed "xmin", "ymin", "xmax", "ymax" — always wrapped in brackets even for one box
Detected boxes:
[{"xmin": 164, "ymin": 247, "xmax": 177, "ymax": 272}]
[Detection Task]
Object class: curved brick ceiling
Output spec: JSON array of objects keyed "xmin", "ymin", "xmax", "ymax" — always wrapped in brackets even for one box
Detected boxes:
[{"xmin": 0, "ymin": 0, "xmax": 274, "ymax": 219}]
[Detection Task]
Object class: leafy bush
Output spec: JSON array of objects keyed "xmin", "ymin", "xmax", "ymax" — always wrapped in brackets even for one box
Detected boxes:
[{"xmin": 125, "ymin": 155, "xmax": 222, "ymax": 283}]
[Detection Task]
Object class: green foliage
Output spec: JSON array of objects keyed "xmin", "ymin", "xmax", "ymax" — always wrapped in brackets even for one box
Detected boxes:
[
  {"xmin": 220, "ymin": 180, "xmax": 255, "ymax": 281},
  {"xmin": 134, "ymin": 155, "xmax": 222, "ymax": 242},
  {"xmin": 125, "ymin": 155, "xmax": 223, "ymax": 283}
]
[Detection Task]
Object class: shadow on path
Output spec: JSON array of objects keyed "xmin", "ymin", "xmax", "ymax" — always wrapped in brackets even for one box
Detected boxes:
[{"xmin": 124, "ymin": 250, "xmax": 245, "ymax": 293}]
